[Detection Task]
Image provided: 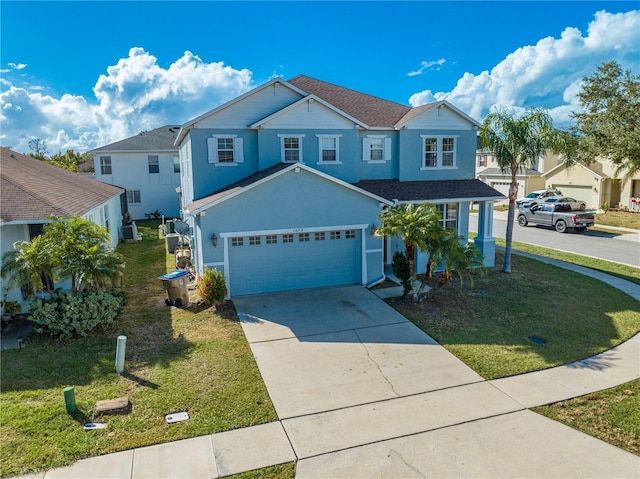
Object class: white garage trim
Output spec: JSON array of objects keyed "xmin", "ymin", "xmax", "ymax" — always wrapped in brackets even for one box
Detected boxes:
[{"xmin": 220, "ymin": 223, "xmax": 369, "ymax": 297}]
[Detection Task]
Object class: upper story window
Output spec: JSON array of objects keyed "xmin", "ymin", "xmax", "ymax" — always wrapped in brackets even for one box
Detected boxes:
[
  {"xmin": 478, "ymin": 154, "xmax": 486, "ymax": 167},
  {"xmin": 363, "ymin": 136, "xmax": 391, "ymax": 163},
  {"xmin": 316, "ymin": 135, "xmax": 341, "ymax": 164},
  {"xmin": 279, "ymin": 135, "xmax": 305, "ymax": 163},
  {"xmin": 173, "ymin": 155, "xmax": 180, "ymax": 173},
  {"xmin": 421, "ymin": 136, "xmax": 458, "ymax": 169},
  {"xmin": 126, "ymin": 190, "xmax": 141, "ymax": 204},
  {"xmin": 207, "ymin": 135, "xmax": 244, "ymax": 166},
  {"xmin": 100, "ymin": 156, "xmax": 112, "ymax": 175},
  {"xmin": 148, "ymin": 155, "xmax": 159, "ymax": 174}
]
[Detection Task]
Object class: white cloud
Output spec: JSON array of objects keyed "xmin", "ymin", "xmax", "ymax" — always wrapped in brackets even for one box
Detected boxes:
[
  {"xmin": 0, "ymin": 48, "xmax": 254, "ymax": 153},
  {"xmin": 408, "ymin": 10, "xmax": 640, "ymax": 127},
  {"xmin": 7, "ymin": 63, "xmax": 27, "ymax": 70},
  {"xmin": 407, "ymin": 58, "xmax": 446, "ymax": 77}
]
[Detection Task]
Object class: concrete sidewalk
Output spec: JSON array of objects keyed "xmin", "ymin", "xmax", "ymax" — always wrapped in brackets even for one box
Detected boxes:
[{"xmin": 13, "ymin": 260, "xmax": 640, "ymax": 479}]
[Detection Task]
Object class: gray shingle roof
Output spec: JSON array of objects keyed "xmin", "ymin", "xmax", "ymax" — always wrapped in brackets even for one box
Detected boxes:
[
  {"xmin": 0, "ymin": 148, "xmax": 123, "ymax": 223},
  {"xmin": 90, "ymin": 125, "xmax": 180, "ymax": 153},
  {"xmin": 288, "ymin": 75, "xmax": 413, "ymax": 128},
  {"xmin": 352, "ymin": 179, "xmax": 505, "ymax": 202}
]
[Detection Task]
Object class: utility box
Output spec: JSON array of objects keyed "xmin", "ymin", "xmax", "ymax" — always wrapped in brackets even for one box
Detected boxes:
[
  {"xmin": 158, "ymin": 270, "xmax": 190, "ymax": 307},
  {"xmin": 166, "ymin": 233, "xmax": 180, "ymax": 253}
]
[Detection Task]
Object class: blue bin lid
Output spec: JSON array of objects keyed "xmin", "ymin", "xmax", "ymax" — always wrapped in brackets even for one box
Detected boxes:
[{"xmin": 158, "ymin": 270, "xmax": 189, "ymax": 280}]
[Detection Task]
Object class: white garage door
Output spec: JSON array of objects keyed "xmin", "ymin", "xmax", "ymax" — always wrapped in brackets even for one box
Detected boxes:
[{"xmin": 228, "ymin": 229, "xmax": 362, "ymax": 296}]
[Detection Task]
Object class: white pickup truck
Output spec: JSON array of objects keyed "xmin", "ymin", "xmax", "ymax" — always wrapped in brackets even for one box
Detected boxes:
[{"xmin": 517, "ymin": 203, "xmax": 595, "ymax": 233}]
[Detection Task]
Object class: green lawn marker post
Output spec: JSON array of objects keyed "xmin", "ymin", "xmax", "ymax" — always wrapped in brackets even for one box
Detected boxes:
[{"xmin": 63, "ymin": 387, "xmax": 76, "ymax": 413}]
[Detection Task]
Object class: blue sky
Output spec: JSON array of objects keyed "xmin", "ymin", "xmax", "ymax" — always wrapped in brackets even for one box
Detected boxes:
[{"xmin": 1, "ymin": 1, "xmax": 638, "ymax": 153}]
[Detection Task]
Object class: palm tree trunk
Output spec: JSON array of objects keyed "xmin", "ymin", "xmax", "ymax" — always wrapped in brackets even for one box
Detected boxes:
[{"xmin": 503, "ymin": 170, "xmax": 519, "ymax": 273}]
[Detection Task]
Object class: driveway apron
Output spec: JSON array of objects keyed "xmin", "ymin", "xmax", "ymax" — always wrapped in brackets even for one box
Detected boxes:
[{"xmin": 234, "ymin": 285, "xmax": 640, "ymax": 478}]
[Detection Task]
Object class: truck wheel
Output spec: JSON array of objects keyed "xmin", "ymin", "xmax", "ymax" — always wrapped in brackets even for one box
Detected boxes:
[
  {"xmin": 579, "ymin": 204, "xmax": 586, "ymax": 211},
  {"xmin": 517, "ymin": 215, "xmax": 528, "ymax": 227},
  {"xmin": 555, "ymin": 220, "xmax": 567, "ymax": 233}
]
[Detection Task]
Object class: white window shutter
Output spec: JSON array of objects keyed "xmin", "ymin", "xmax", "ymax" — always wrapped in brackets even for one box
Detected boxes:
[
  {"xmin": 384, "ymin": 137, "xmax": 392, "ymax": 161},
  {"xmin": 363, "ymin": 138, "xmax": 371, "ymax": 161},
  {"xmin": 207, "ymin": 138, "xmax": 217, "ymax": 164},
  {"xmin": 234, "ymin": 138, "xmax": 244, "ymax": 163}
]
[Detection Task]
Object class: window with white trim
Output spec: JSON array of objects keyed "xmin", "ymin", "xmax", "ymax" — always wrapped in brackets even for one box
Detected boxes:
[
  {"xmin": 266, "ymin": 235, "xmax": 277, "ymax": 244},
  {"xmin": 283, "ymin": 234, "xmax": 294, "ymax": 243},
  {"xmin": 173, "ymin": 155, "xmax": 180, "ymax": 173},
  {"xmin": 249, "ymin": 236, "xmax": 261, "ymax": 246},
  {"xmin": 345, "ymin": 230, "xmax": 356, "ymax": 239},
  {"xmin": 316, "ymin": 135, "xmax": 341, "ymax": 163},
  {"xmin": 100, "ymin": 156, "xmax": 112, "ymax": 175},
  {"xmin": 231, "ymin": 237, "xmax": 244, "ymax": 247},
  {"xmin": 126, "ymin": 190, "xmax": 141, "ymax": 204},
  {"xmin": 437, "ymin": 203, "xmax": 458, "ymax": 232},
  {"xmin": 363, "ymin": 136, "xmax": 391, "ymax": 162},
  {"xmin": 299, "ymin": 233, "xmax": 310, "ymax": 242},
  {"xmin": 148, "ymin": 155, "xmax": 159, "ymax": 174},
  {"xmin": 330, "ymin": 231, "xmax": 341, "ymax": 240},
  {"xmin": 207, "ymin": 135, "xmax": 244, "ymax": 165},
  {"xmin": 279, "ymin": 135, "xmax": 304, "ymax": 163},
  {"xmin": 421, "ymin": 136, "xmax": 457, "ymax": 168},
  {"xmin": 314, "ymin": 232, "xmax": 325, "ymax": 241}
]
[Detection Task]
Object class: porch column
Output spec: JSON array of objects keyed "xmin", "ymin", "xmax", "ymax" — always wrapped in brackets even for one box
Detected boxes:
[{"xmin": 474, "ymin": 201, "xmax": 496, "ymax": 268}]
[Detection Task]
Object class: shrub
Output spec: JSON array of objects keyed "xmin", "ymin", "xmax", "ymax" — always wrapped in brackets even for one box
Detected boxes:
[
  {"xmin": 392, "ymin": 251, "xmax": 411, "ymax": 298},
  {"xmin": 29, "ymin": 290, "xmax": 125, "ymax": 340},
  {"xmin": 197, "ymin": 268, "xmax": 227, "ymax": 305}
]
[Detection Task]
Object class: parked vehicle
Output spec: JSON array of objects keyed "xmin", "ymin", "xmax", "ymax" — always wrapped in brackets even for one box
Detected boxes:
[
  {"xmin": 541, "ymin": 196, "xmax": 587, "ymax": 211},
  {"xmin": 515, "ymin": 188, "xmax": 563, "ymax": 208},
  {"xmin": 517, "ymin": 203, "xmax": 595, "ymax": 233}
]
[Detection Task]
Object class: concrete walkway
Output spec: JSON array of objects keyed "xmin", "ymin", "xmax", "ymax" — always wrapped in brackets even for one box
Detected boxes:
[{"xmin": 13, "ymin": 258, "xmax": 640, "ymax": 479}]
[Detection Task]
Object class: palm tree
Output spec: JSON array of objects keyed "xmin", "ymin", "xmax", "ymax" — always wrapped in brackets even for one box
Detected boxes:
[
  {"xmin": 376, "ymin": 203, "xmax": 443, "ymax": 294},
  {"xmin": 480, "ymin": 108, "xmax": 573, "ymax": 273},
  {"xmin": 0, "ymin": 238, "xmax": 55, "ymax": 297}
]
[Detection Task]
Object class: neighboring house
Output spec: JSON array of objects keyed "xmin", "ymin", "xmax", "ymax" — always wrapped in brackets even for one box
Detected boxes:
[
  {"xmin": 91, "ymin": 125, "xmax": 181, "ymax": 219},
  {"xmin": 0, "ymin": 148, "xmax": 124, "ymax": 306},
  {"xmin": 476, "ymin": 148, "xmax": 562, "ymax": 201},
  {"xmin": 175, "ymin": 76, "xmax": 503, "ymax": 297},
  {"xmin": 543, "ymin": 159, "xmax": 640, "ymax": 210}
]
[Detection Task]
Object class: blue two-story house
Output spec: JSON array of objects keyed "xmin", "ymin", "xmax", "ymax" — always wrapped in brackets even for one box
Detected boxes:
[{"xmin": 175, "ymin": 76, "xmax": 502, "ymax": 297}]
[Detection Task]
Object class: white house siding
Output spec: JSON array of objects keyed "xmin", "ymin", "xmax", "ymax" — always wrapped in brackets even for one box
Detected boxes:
[{"xmin": 95, "ymin": 151, "xmax": 181, "ymax": 219}]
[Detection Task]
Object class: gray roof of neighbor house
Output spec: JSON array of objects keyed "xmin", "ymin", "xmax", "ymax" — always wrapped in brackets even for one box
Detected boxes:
[
  {"xmin": 90, "ymin": 125, "xmax": 180, "ymax": 153},
  {"xmin": 352, "ymin": 179, "xmax": 505, "ymax": 202},
  {"xmin": 0, "ymin": 148, "xmax": 124, "ymax": 224}
]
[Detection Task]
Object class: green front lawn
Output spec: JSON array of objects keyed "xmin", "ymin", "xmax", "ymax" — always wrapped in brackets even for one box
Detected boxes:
[
  {"xmin": 0, "ymin": 222, "xmax": 277, "ymax": 478},
  {"xmin": 390, "ymin": 250, "xmax": 640, "ymax": 379},
  {"xmin": 596, "ymin": 210, "xmax": 640, "ymax": 230},
  {"xmin": 534, "ymin": 379, "xmax": 640, "ymax": 455}
]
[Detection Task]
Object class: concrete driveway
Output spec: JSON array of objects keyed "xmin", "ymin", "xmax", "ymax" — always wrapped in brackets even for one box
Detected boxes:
[
  {"xmin": 233, "ymin": 285, "xmax": 640, "ymax": 478},
  {"xmin": 233, "ymin": 285, "xmax": 484, "ymax": 419}
]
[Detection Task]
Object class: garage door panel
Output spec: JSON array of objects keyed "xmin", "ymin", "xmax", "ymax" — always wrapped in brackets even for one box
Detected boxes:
[{"xmin": 229, "ymin": 229, "xmax": 361, "ymax": 296}]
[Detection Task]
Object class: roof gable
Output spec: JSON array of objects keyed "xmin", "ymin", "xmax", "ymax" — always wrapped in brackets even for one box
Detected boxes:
[
  {"xmin": 0, "ymin": 148, "xmax": 123, "ymax": 223},
  {"xmin": 186, "ymin": 163, "xmax": 392, "ymax": 214},
  {"xmin": 176, "ymin": 79, "xmax": 307, "ymax": 144},
  {"xmin": 395, "ymin": 101, "xmax": 480, "ymax": 130},
  {"xmin": 543, "ymin": 160, "xmax": 609, "ymax": 179},
  {"xmin": 250, "ymin": 95, "xmax": 367, "ymax": 130}
]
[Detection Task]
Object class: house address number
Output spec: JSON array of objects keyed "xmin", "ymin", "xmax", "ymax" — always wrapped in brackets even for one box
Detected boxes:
[{"xmin": 292, "ymin": 228, "xmax": 304, "ymax": 233}]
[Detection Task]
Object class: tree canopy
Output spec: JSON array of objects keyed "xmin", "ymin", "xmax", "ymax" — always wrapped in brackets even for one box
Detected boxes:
[
  {"xmin": 570, "ymin": 61, "xmax": 640, "ymax": 179},
  {"xmin": 1, "ymin": 217, "xmax": 124, "ymax": 296},
  {"xmin": 479, "ymin": 108, "xmax": 572, "ymax": 273}
]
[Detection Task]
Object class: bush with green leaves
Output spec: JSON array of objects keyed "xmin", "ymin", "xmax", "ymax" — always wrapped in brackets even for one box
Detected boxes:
[
  {"xmin": 392, "ymin": 251, "xmax": 411, "ymax": 298},
  {"xmin": 29, "ymin": 290, "xmax": 125, "ymax": 340},
  {"xmin": 197, "ymin": 268, "xmax": 227, "ymax": 305}
]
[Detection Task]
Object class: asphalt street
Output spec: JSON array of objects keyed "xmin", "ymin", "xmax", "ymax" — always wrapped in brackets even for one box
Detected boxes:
[{"xmin": 469, "ymin": 210, "xmax": 640, "ymax": 268}]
